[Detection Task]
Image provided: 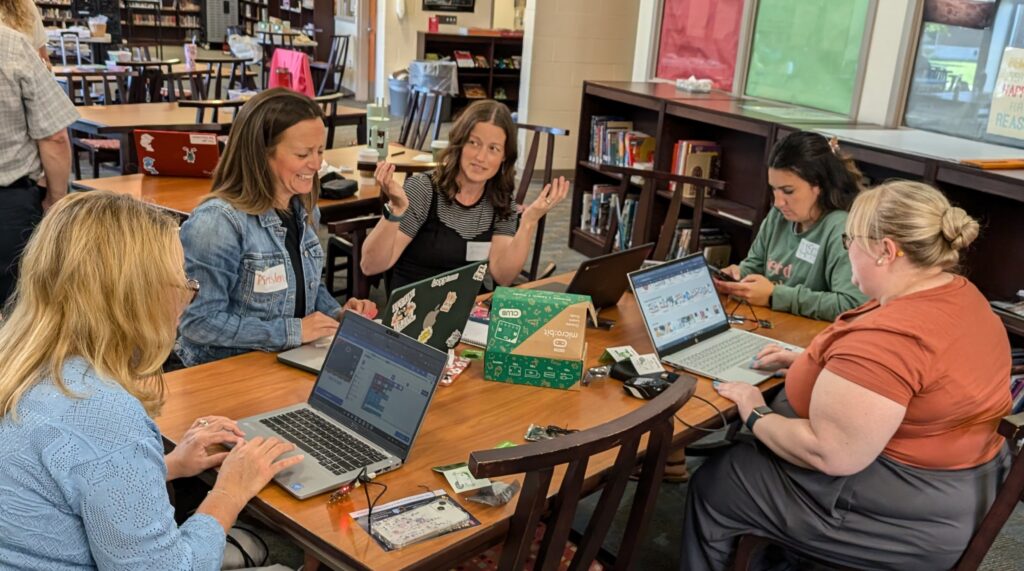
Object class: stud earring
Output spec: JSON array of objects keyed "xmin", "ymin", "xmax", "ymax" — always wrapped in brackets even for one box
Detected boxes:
[{"xmin": 875, "ymin": 257, "xmax": 885, "ymax": 266}]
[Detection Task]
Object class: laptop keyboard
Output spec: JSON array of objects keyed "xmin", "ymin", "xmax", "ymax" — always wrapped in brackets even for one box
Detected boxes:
[
  {"xmin": 682, "ymin": 332, "xmax": 769, "ymax": 377},
  {"xmin": 260, "ymin": 408, "xmax": 387, "ymax": 475}
]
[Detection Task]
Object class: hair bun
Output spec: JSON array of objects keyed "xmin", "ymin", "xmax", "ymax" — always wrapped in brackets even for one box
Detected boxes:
[{"xmin": 940, "ymin": 206, "xmax": 979, "ymax": 251}]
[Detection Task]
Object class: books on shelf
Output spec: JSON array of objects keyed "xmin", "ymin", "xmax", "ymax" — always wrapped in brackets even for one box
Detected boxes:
[
  {"xmin": 588, "ymin": 116, "xmax": 657, "ymax": 170},
  {"xmin": 462, "ymin": 83, "xmax": 487, "ymax": 98},
  {"xmin": 670, "ymin": 140, "xmax": 721, "ymax": 198},
  {"xmin": 473, "ymin": 54, "xmax": 489, "ymax": 68},
  {"xmin": 665, "ymin": 220, "xmax": 731, "ymax": 263},
  {"xmin": 586, "ymin": 184, "xmax": 617, "ymax": 236},
  {"xmin": 453, "ymin": 50, "xmax": 475, "ymax": 68}
]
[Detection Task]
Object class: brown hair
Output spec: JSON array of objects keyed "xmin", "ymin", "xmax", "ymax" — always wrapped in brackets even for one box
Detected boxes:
[
  {"xmin": 0, "ymin": 0, "xmax": 35, "ymax": 37},
  {"xmin": 768, "ymin": 131, "xmax": 863, "ymax": 213},
  {"xmin": 846, "ymin": 180, "xmax": 980, "ymax": 272},
  {"xmin": 208, "ymin": 88, "xmax": 324, "ymax": 224},
  {"xmin": 432, "ymin": 99, "xmax": 517, "ymax": 220},
  {"xmin": 0, "ymin": 192, "xmax": 182, "ymax": 419}
]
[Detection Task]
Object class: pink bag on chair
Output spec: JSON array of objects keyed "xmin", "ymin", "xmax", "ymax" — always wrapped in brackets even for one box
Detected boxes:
[{"xmin": 267, "ymin": 48, "xmax": 315, "ymax": 97}]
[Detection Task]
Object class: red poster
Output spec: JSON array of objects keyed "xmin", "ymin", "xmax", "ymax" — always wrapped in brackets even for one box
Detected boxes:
[{"xmin": 656, "ymin": 0, "xmax": 745, "ymax": 91}]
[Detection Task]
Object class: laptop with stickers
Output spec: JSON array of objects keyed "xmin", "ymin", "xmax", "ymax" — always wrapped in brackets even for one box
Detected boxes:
[
  {"xmin": 278, "ymin": 262, "xmax": 487, "ymax": 373},
  {"xmin": 133, "ymin": 129, "xmax": 220, "ymax": 177}
]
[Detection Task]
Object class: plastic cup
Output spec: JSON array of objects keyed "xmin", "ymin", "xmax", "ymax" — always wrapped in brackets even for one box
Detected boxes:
[{"xmin": 430, "ymin": 140, "xmax": 449, "ymax": 163}]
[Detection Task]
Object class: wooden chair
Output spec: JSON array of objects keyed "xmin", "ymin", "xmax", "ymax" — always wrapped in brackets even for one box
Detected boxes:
[
  {"xmin": 732, "ymin": 412, "xmax": 1024, "ymax": 571},
  {"xmin": 314, "ymin": 92, "xmax": 347, "ymax": 149},
  {"xmin": 54, "ymin": 68, "xmax": 130, "ymax": 106},
  {"xmin": 397, "ymin": 88, "xmax": 446, "ymax": 151},
  {"xmin": 188, "ymin": 56, "xmax": 249, "ymax": 100},
  {"xmin": 177, "ymin": 98, "xmax": 246, "ymax": 124},
  {"xmin": 311, "ymin": 34, "xmax": 353, "ymax": 97},
  {"xmin": 123, "ymin": 59, "xmax": 186, "ymax": 102},
  {"xmin": 513, "ymin": 122, "xmax": 570, "ymax": 283},
  {"xmin": 463, "ymin": 373, "xmax": 697, "ymax": 571},
  {"xmin": 595, "ymin": 165, "xmax": 727, "ymax": 261},
  {"xmin": 326, "ymin": 214, "xmax": 386, "ymax": 300},
  {"xmin": 56, "ymin": 32, "xmax": 89, "ymax": 65}
]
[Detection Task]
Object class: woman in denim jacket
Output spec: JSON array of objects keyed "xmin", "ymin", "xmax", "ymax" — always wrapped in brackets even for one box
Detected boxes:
[{"xmin": 177, "ymin": 88, "xmax": 375, "ymax": 367}]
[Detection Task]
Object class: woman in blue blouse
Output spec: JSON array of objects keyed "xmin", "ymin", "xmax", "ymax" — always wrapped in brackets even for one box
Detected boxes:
[
  {"xmin": 176, "ymin": 88, "xmax": 375, "ymax": 368},
  {"xmin": 0, "ymin": 192, "xmax": 302, "ymax": 570}
]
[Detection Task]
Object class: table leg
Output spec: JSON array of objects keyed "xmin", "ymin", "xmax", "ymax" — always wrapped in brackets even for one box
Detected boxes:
[
  {"xmin": 356, "ymin": 115, "xmax": 367, "ymax": 145},
  {"xmin": 119, "ymin": 133, "xmax": 137, "ymax": 174}
]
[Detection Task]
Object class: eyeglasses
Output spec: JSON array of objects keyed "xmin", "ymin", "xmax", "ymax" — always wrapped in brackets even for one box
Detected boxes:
[
  {"xmin": 841, "ymin": 233, "xmax": 877, "ymax": 250},
  {"xmin": 184, "ymin": 278, "xmax": 200, "ymax": 303}
]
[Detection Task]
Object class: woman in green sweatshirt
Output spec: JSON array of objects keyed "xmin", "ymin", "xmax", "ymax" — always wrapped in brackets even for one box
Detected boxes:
[{"xmin": 716, "ymin": 131, "xmax": 868, "ymax": 321}]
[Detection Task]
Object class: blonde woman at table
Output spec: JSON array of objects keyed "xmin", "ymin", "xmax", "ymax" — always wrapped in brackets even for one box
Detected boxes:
[
  {"xmin": 360, "ymin": 99, "xmax": 569, "ymax": 290},
  {"xmin": 683, "ymin": 181, "xmax": 1012, "ymax": 570},
  {"xmin": 176, "ymin": 88, "xmax": 375, "ymax": 368},
  {"xmin": 0, "ymin": 192, "xmax": 303, "ymax": 570},
  {"xmin": 0, "ymin": 0, "xmax": 49, "ymax": 61}
]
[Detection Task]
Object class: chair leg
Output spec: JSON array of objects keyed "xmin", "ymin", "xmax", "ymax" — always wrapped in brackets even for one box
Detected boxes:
[
  {"xmin": 91, "ymin": 149, "xmax": 100, "ymax": 179},
  {"xmin": 73, "ymin": 149, "xmax": 82, "ymax": 180}
]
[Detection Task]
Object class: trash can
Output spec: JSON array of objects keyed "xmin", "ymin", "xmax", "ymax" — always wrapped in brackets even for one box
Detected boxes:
[
  {"xmin": 408, "ymin": 60, "xmax": 458, "ymax": 121},
  {"xmin": 388, "ymin": 71, "xmax": 410, "ymax": 117}
]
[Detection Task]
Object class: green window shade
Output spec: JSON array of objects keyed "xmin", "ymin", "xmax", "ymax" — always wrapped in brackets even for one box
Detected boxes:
[{"xmin": 744, "ymin": 0, "xmax": 871, "ymax": 115}]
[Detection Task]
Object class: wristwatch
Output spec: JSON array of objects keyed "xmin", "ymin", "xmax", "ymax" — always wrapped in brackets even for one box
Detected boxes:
[
  {"xmin": 383, "ymin": 202, "xmax": 406, "ymax": 222},
  {"xmin": 745, "ymin": 405, "xmax": 775, "ymax": 432}
]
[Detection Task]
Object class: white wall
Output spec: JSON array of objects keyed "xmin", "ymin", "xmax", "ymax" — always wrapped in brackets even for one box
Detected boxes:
[
  {"xmin": 493, "ymin": 0, "xmax": 515, "ymax": 29},
  {"xmin": 519, "ymin": 0, "xmax": 640, "ymax": 170},
  {"xmin": 334, "ymin": 18, "xmax": 360, "ymax": 98},
  {"xmin": 377, "ymin": 0, "xmax": 493, "ymax": 100},
  {"xmin": 631, "ymin": 0, "xmax": 921, "ymax": 127}
]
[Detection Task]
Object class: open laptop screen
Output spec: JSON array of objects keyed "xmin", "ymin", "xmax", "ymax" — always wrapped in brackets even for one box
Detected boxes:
[
  {"xmin": 308, "ymin": 312, "xmax": 446, "ymax": 460},
  {"xmin": 629, "ymin": 253, "xmax": 730, "ymax": 356}
]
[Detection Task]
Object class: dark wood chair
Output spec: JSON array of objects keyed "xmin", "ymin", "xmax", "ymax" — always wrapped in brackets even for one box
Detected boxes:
[
  {"xmin": 595, "ymin": 164, "xmax": 727, "ymax": 261},
  {"xmin": 513, "ymin": 122, "xmax": 570, "ymax": 283},
  {"xmin": 314, "ymin": 92, "xmax": 347, "ymax": 149},
  {"xmin": 732, "ymin": 412, "xmax": 1024, "ymax": 571},
  {"xmin": 67, "ymin": 70, "xmax": 135, "ymax": 178},
  {"xmin": 463, "ymin": 373, "xmax": 697, "ymax": 571},
  {"xmin": 178, "ymin": 98, "xmax": 246, "ymax": 124},
  {"xmin": 311, "ymin": 34, "xmax": 353, "ymax": 97},
  {"xmin": 326, "ymin": 214, "xmax": 384, "ymax": 300},
  {"xmin": 397, "ymin": 88, "xmax": 445, "ymax": 151},
  {"xmin": 123, "ymin": 58, "xmax": 186, "ymax": 102},
  {"xmin": 189, "ymin": 56, "xmax": 250, "ymax": 100}
]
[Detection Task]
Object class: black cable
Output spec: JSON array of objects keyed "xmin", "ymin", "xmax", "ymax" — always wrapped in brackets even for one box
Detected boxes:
[
  {"xmin": 674, "ymin": 394, "xmax": 729, "ymax": 433},
  {"xmin": 360, "ymin": 469, "xmax": 387, "ymax": 539}
]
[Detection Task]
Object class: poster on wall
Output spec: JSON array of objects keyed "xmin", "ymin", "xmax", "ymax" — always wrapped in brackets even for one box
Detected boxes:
[
  {"xmin": 986, "ymin": 47, "xmax": 1024, "ymax": 140},
  {"xmin": 655, "ymin": 0, "xmax": 744, "ymax": 91},
  {"xmin": 923, "ymin": 0, "xmax": 1000, "ymax": 29},
  {"xmin": 423, "ymin": 0, "xmax": 475, "ymax": 12}
]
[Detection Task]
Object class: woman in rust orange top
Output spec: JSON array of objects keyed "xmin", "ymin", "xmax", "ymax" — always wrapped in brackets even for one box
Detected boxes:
[{"xmin": 681, "ymin": 180, "xmax": 1013, "ymax": 571}]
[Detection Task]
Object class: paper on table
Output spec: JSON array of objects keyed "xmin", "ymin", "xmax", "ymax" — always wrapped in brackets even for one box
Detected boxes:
[
  {"xmin": 630, "ymin": 353, "xmax": 665, "ymax": 375},
  {"xmin": 413, "ymin": 153, "xmax": 433, "ymax": 162}
]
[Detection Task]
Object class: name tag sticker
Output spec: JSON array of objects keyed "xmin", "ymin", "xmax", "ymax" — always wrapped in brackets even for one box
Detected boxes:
[
  {"xmin": 466, "ymin": 241, "xmax": 490, "ymax": 261},
  {"xmin": 796, "ymin": 238, "xmax": 820, "ymax": 264},
  {"xmin": 189, "ymin": 133, "xmax": 218, "ymax": 145},
  {"xmin": 253, "ymin": 264, "xmax": 288, "ymax": 293}
]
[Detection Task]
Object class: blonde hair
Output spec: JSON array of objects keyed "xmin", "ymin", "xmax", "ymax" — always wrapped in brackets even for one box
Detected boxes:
[
  {"xmin": 0, "ymin": 0, "xmax": 35, "ymax": 37},
  {"xmin": 208, "ymin": 88, "xmax": 324, "ymax": 225},
  {"xmin": 0, "ymin": 192, "xmax": 183, "ymax": 420},
  {"xmin": 846, "ymin": 180, "xmax": 980, "ymax": 271}
]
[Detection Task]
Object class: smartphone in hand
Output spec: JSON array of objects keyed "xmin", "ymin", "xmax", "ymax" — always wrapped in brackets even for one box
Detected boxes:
[{"xmin": 708, "ymin": 265, "xmax": 738, "ymax": 283}]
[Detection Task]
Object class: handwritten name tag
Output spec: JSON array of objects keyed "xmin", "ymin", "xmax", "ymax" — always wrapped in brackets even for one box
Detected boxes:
[{"xmin": 253, "ymin": 264, "xmax": 288, "ymax": 293}]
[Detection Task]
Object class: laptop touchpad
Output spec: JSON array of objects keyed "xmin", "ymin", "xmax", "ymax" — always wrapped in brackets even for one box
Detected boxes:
[{"xmin": 715, "ymin": 365, "xmax": 770, "ymax": 385}]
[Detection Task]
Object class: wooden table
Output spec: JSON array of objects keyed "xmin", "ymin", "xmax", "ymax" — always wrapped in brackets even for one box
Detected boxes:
[
  {"xmin": 70, "ymin": 102, "xmax": 368, "ymax": 174},
  {"xmin": 73, "ymin": 143, "xmax": 428, "ymax": 222},
  {"xmin": 155, "ymin": 277, "xmax": 828, "ymax": 570}
]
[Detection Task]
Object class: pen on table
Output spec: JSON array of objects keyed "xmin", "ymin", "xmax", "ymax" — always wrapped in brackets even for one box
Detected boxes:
[{"xmin": 390, "ymin": 151, "xmax": 406, "ymax": 157}]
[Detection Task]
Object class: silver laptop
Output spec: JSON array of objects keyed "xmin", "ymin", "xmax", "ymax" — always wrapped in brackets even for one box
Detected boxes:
[
  {"xmin": 627, "ymin": 253, "xmax": 801, "ymax": 384},
  {"xmin": 278, "ymin": 261, "xmax": 486, "ymax": 374},
  {"xmin": 238, "ymin": 311, "xmax": 447, "ymax": 499}
]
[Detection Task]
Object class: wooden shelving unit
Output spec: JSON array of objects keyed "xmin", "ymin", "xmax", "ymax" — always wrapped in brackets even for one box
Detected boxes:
[
  {"xmin": 416, "ymin": 31, "xmax": 523, "ymax": 114},
  {"xmin": 120, "ymin": 0, "xmax": 204, "ymax": 44},
  {"xmin": 238, "ymin": 0, "xmax": 332, "ymax": 61},
  {"xmin": 574, "ymin": 80, "xmax": 1024, "ymax": 339}
]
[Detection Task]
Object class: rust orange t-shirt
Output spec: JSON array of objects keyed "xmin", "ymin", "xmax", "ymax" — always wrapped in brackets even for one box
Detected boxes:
[{"xmin": 785, "ymin": 275, "xmax": 1012, "ymax": 469}]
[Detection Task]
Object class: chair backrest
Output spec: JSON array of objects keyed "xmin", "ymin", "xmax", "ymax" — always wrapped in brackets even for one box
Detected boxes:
[
  {"xmin": 58, "ymin": 32, "xmax": 83, "ymax": 66},
  {"xmin": 125, "ymin": 66, "xmax": 167, "ymax": 103},
  {"xmin": 514, "ymin": 122, "xmax": 570, "ymax": 282},
  {"xmin": 954, "ymin": 412, "xmax": 1024, "ymax": 571},
  {"xmin": 315, "ymin": 92, "xmax": 346, "ymax": 148},
  {"xmin": 595, "ymin": 164, "xmax": 727, "ymax": 261},
  {"xmin": 55, "ymin": 69, "xmax": 131, "ymax": 106},
  {"xmin": 316, "ymin": 34, "xmax": 351, "ymax": 96},
  {"xmin": 469, "ymin": 375, "xmax": 697, "ymax": 571},
  {"xmin": 189, "ymin": 56, "xmax": 248, "ymax": 100},
  {"xmin": 178, "ymin": 98, "xmax": 247, "ymax": 125},
  {"xmin": 397, "ymin": 88, "xmax": 445, "ymax": 151}
]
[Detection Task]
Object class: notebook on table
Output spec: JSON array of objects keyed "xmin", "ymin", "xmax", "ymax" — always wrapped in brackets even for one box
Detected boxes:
[
  {"xmin": 627, "ymin": 253, "xmax": 801, "ymax": 384},
  {"xmin": 278, "ymin": 261, "xmax": 487, "ymax": 373},
  {"xmin": 237, "ymin": 311, "xmax": 447, "ymax": 499},
  {"xmin": 133, "ymin": 129, "xmax": 220, "ymax": 177}
]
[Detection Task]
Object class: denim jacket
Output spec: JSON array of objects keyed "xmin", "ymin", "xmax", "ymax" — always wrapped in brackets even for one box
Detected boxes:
[{"xmin": 176, "ymin": 197, "xmax": 341, "ymax": 367}]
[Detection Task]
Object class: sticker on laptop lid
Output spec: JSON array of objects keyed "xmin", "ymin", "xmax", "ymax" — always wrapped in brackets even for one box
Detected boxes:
[{"xmin": 189, "ymin": 133, "xmax": 218, "ymax": 145}]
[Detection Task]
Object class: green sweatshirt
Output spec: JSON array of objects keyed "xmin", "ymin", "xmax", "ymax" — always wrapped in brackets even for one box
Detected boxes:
[{"xmin": 738, "ymin": 207, "xmax": 867, "ymax": 321}]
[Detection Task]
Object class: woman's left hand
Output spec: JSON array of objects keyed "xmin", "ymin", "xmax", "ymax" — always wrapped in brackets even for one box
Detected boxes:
[
  {"xmin": 716, "ymin": 273, "xmax": 774, "ymax": 307},
  {"xmin": 342, "ymin": 298, "xmax": 378, "ymax": 320},
  {"xmin": 713, "ymin": 382, "xmax": 767, "ymax": 424},
  {"xmin": 522, "ymin": 176, "xmax": 570, "ymax": 225},
  {"xmin": 165, "ymin": 416, "xmax": 246, "ymax": 481}
]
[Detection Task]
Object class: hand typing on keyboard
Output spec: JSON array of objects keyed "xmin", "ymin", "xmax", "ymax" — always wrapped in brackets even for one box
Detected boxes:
[{"xmin": 750, "ymin": 344, "xmax": 796, "ymax": 372}]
